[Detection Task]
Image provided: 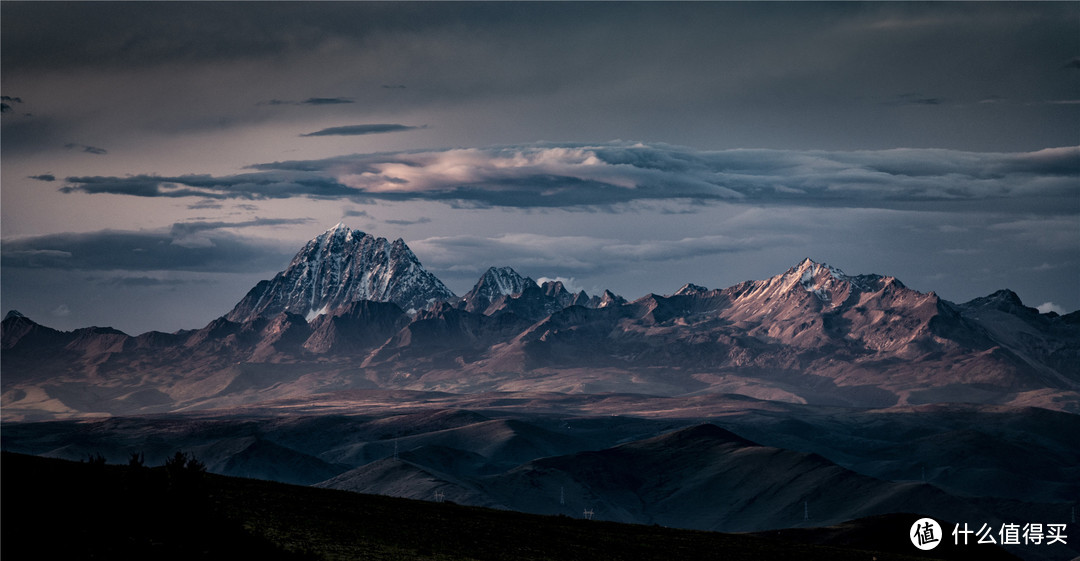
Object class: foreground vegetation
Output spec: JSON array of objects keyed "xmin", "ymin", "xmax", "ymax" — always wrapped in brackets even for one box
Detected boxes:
[{"xmin": 2, "ymin": 452, "xmax": 1008, "ymax": 560}]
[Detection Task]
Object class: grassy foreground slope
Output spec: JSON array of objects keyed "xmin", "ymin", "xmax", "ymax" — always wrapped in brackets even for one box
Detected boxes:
[{"xmin": 1, "ymin": 452, "xmax": 1007, "ymax": 561}]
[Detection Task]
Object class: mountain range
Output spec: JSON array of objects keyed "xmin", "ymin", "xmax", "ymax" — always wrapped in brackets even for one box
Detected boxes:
[{"xmin": 2, "ymin": 224, "xmax": 1078, "ymax": 421}]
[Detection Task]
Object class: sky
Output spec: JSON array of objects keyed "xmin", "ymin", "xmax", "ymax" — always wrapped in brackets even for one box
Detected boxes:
[{"xmin": 1, "ymin": 1, "xmax": 1078, "ymax": 335}]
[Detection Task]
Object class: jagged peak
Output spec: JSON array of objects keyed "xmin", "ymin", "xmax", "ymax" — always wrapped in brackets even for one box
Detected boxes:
[
  {"xmin": 228, "ymin": 226, "xmax": 456, "ymax": 323},
  {"xmin": 674, "ymin": 283, "xmax": 709, "ymax": 296},
  {"xmin": 542, "ymin": 280, "xmax": 567, "ymax": 295},
  {"xmin": 987, "ymin": 289, "xmax": 1023, "ymax": 304},
  {"xmin": 5, "ymin": 310, "xmax": 27, "ymax": 321},
  {"xmin": 598, "ymin": 289, "xmax": 626, "ymax": 308},
  {"xmin": 478, "ymin": 266, "xmax": 533, "ymax": 286},
  {"xmin": 962, "ymin": 289, "xmax": 1028, "ymax": 311},
  {"xmin": 792, "ymin": 257, "xmax": 848, "ymax": 279},
  {"xmin": 318, "ymin": 222, "xmax": 361, "ymax": 242},
  {"xmin": 484, "ymin": 265, "xmax": 523, "ymax": 278},
  {"xmin": 465, "ymin": 266, "xmax": 535, "ymax": 300}
]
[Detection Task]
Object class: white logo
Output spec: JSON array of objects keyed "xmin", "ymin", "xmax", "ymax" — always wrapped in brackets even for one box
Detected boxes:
[{"xmin": 911, "ymin": 518, "xmax": 943, "ymax": 550}]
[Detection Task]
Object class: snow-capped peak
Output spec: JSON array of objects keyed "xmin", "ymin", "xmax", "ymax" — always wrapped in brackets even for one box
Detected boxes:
[
  {"xmin": 226, "ymin": 225, "xmax": 456, "ymax": 323},
  {"xmin": 482, "ymin": 266, "xmax": 536, "ymax": 296},
  {"xmin": 460, "ymin": 266, "xmax": 536, "ymax": 312},
  {"xmin": 784, "ymin": 258, "xmax": 856, "ymax": 302},
  {"xmin": 674, "ymin": 283, "xmax": 710, "ymax": 296}
]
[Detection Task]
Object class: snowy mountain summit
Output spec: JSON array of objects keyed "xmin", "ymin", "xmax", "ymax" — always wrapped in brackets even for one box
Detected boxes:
[
  {"xmin": 226, "ymin": 224, "xmax": 456, "ymax": 323},
  {"xmin": 459, "ymin": 266, "xmax": 537, "ymax": 313}
]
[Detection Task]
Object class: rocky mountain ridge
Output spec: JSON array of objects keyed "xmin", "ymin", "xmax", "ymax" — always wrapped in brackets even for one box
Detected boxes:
[{"xmin": 3, "ymin": 228, "xmax": 1078, "ymax": 420}]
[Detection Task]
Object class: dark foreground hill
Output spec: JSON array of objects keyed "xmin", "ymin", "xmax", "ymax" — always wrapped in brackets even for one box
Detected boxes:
[{"xmin": 1, "ymin": 452, "xmax": 1014, "ymax": 561}]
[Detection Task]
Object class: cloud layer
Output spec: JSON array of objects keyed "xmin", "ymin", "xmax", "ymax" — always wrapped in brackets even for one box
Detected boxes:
[
  {"xmin": 412, "ymin": 231, "xmax": 801, "ymax": 278},
  {"xmin": 2, "ymin": 221, "xmax": 296, "ymax": 272},
  {"xmin": 57, "ymin": 142, "xmax": 1079, "ymax": 214}
]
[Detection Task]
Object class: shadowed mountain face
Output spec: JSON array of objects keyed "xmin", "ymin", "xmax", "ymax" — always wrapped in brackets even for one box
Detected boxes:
[{"xmin": 3, "ymin": 232, "xmax": 1078, "ymax": 420}]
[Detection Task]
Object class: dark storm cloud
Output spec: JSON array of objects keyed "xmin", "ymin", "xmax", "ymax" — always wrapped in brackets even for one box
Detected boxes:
[
  {"xmin": 28, "ymin": 174, "xmax": 56, "ymax": 182},
  {"xmin": 0, "ymin": 103, "xmax": 12, "ymax": 114},
  {"xmin": 1, "ymin": 96, "xmax": 23, "ymax": 103},
  {"xmin": 64, "ymin": 143, "xmax": 107, "ymax": 155},
  {"xmin": 1, "ymin": 228, "xmax": 291, "ymax": 272},
  {"xmin": 301, "ymin": 124, "xmax": 422, "ymax": 137}
]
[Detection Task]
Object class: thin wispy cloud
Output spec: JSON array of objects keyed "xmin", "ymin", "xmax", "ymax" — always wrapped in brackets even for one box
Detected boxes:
[
  {"xmin": 168, "ymin": 217, "xmax": 313, "ymax": 237},
  {"xmin": 64, "ymin": 143, "xmax": 108, "ymax": 155},
  {"xmin": 301, "ymin": 124, "xmax": 424, "ymax": 137},
  {"xmin": 90, "ymin": 275, "xmax": 214, "ymax": 287},
  {"xmin": 384, "ymin": 217, "xmax": 432, "ymax": 226},
  {"xmin": 886, "ymin": 94, "xmax": 947, "ymax": 107},
  {"xmin": 261, "ymin": 97, "xmax": 355, "ymax": 106}
]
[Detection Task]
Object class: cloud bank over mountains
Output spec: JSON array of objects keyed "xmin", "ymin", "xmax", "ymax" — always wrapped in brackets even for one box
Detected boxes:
[{"xmin": 57, "ymin": 142, "xmax": 1079, "ymax": 213}]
